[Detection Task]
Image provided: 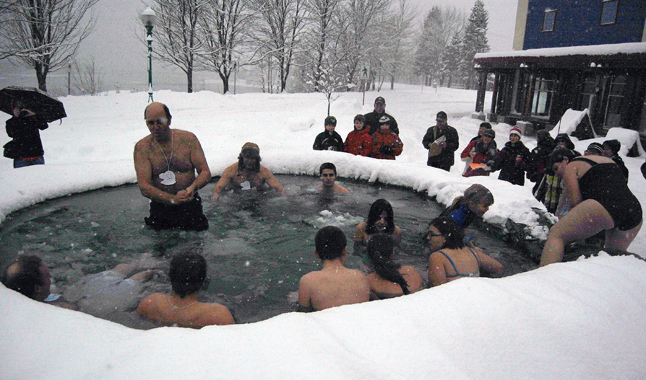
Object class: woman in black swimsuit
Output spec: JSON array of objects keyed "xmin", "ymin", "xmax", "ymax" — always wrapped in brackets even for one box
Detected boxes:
[{"xmin": 540, "ymin": 148, "xmax": 643, "ymax": 266}]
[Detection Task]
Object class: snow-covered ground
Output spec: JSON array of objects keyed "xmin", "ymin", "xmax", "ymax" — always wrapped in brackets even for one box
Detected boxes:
[{"xmin": 2, "ymin": 85, "xmax": 646, "ymax": 379}]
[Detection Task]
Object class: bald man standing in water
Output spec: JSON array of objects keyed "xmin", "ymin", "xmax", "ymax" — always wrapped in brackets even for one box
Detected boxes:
[{"xmin": 134, "ymin": 102, "xmax": 211, "ymax": 231}]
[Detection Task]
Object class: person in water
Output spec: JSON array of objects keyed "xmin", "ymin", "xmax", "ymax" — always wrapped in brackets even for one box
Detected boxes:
[
  {"xmin": 425, "ymin": 217, "xmax": 503, "ymax": 286},
  {"xmin": 134, "ymin": 102, "xmax": 211, "ymax": 231},
  {"xmin": 2, "ymin": 255, "xmax": 161, "ymax": 314},
  {"xmin": 366, "ymin": 234, "xmax": 423, "ymax": 299},
  {"xmin": 315, "ymin": 162, "xmax": 349, "ymax": 194},
  {"xmin": 354, "ymin": 199, "xmax": 403, "ymax": 246},
  {"xmin": 211, "ymin": 142, "xmax": 284, "ymax": 200},
  {"xmin": 136, "ymin": 252, "xmax": 235, "ymax": 328},
  {"xmin": 540, "ymin": 148, "xmax": 642, "ymax": 266},
  {"xmin": 297, "ymin": 226, "xmax": 370, "ymax": 312},
  {"xmin": 440, "ymin": 184, "xmax": 494, "ymax": 231}
]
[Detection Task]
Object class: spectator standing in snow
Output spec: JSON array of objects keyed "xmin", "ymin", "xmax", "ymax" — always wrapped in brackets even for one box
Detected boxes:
[
  {"xmin": 313, "ymin": 116, "xmax": 344, "ymax": 152},
  {"xmin": 3, "ymin": 99, "xmax": 49, "ymax": 168},
  {"xmin": 461, "ymin": 128, "xmax": 497, "ymax": 177},
  {"xmin": 370, "ymin": 116, "xmax": 403, "ymax": 160},
  {"xmin": 343, "ymin": 114, "xmax": 372, "ymax": 156},
  {"xmin": 364, "ymin": 96, "xmax": 399, "ymax": 135},
  {"xmin": 422, "ymin": 111, "xmax": 459, "ymax": 172},
  {"xmin": 602, "ymin": 139, "xmax": 629, "ymax": 181},
  {"xmin": 527, "ymin": 130, "xmax": 556, "ymax": 200},
  {"xmin": 494, "ymin": 126, "xmax": 531, "ymax": 186}
]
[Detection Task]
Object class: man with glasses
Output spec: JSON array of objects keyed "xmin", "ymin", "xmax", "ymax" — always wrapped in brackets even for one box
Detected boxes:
[{"xmin": 134, "ymin": 102, "xmax": 211, "ymax": 231}]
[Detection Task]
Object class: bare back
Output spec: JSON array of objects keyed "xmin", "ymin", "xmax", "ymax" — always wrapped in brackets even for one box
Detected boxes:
[
  {"xmin": 298, "ymin": 267, "xmax": 370, "ymax": 311},
  {"xmin": 136, "ymin": 293, "xmax": 234, "ymax": 328}
]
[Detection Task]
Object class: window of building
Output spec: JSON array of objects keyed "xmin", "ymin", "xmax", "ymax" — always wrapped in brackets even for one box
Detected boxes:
[
  {"xmin": 600, "ymin": 0, "xmax": 618, "ymax": 26},
  {"xmin": 531, "ymin": 75, "xmax": 557, "ymax": 117},
  {"xmin": 542, "ymin": 9, "xmax": 556, "ymax": 32},
  {"xmin": 604, "ymin": 75, "xmax": 626, "ymax": 128},
  {"xmin": 578, "ymin": 75, "xmax": 599, "ymax": 111}
]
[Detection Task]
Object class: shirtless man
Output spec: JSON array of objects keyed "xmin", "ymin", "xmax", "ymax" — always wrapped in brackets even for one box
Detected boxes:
[
  {"xmin": 297, "ymin": 226, "xmax": 370, "ymax": 312},
  {"xmin": 316, "ymin": 162, "xmax": 349, "ymax": 194},
  {"xmin": 211, "ymin": 142, "xmax": 284, "ymax": 200},
  {"xmin": 136, "ymin": 252, "xmax": 235, "ymax": 328},
  {"xmin": 134, "ymin": 102, "xmax": 211, "ymax": 231}
]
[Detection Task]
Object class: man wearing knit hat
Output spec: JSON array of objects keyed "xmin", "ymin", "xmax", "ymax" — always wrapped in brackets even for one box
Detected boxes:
[
  {"xmin": 493, "ymin": 126, "xmax": 530, "ymax": 186},
  {"xmin": 212, "ymin": 142, "xmax": 284, "ymax": 200},
  {"xmin": 135, "ymin": 102, "xmax": 211, "ymax": 231},
  {"xmin": 363, "ymin": 96, "xmax": 399, "ymax": 135}
]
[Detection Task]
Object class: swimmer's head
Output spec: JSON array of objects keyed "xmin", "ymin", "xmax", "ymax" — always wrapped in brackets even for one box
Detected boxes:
[
  {"xmin": 319, "ymin": 162, "xmax": 337, "ymax": 176},
  {"xmin": 429, "ymin": 217, "xmax": 464, "ymax": 249},
  {"xmin": 2, "ymin": 255, "xmax": 51, "ymax": 301},
  {"xmin": 169, "ymin": 252, "xmax": 207, "ymax": 299},
  {"xmin": 238, "ymin": 142, "xmax": 261, "ymax": 171},
  {"xmin": 315, "ymin": 226, "xmax": 347, "ymax": 260},
  {"xmin": 367, "ymin": 199, "xmax": 395, "ymax": 235},
  {"xmin": 549, "ymin": 146, "xmax": 575, "ymax": 175},
  {"xmin": 461, "ymin": 184, "xmax": 494, "ymax": 216},
  {"xmin": 144, "ymin": 102, "xmax": 172, "ymax": 120}
]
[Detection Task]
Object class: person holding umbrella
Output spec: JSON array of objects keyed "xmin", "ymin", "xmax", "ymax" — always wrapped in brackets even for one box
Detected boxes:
[{"xmin": 3, "ymin": 98, "xmax": 49, "ymax": 168}]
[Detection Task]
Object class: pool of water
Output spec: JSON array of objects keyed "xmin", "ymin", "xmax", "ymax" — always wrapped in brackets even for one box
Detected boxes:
[{"xmin": 0, "ymin": 175, "xmax": 538, "ymax": 324}]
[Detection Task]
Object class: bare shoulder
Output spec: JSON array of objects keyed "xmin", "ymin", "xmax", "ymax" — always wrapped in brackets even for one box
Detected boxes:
[
  {"xmin": 134, "ymin": 135, "xmax": 153, "ymax": 151},
  {"xmin": 259, "ymin": 165, "xmax": 275, "ymax": 177},
  {"xmin": 222, "ymin": 162, "xmax": 240, "ymax": 177},
  {"xmin": 201, "ymin": 303, "xmax": 235, "ymax": 326},
  {"xmin": 356, "ymin": 221, "xmax": 367, "ymax": 231},
  {"xmin": 136, "ymin": 292, "xmax": 164, "ymax": 314}
]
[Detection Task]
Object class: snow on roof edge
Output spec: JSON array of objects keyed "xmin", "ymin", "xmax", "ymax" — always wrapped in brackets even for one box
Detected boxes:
[{"xmin": 475, "ymin": 42, "xmax": 646, "ymax": 60}]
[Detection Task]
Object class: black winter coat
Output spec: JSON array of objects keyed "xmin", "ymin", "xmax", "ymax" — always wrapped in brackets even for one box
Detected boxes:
[
  {"xmin": 422, "ymin": 125, "xmax": 459, "ymax": 169},
  {"xmin": 363, "ymin": 111, "xmax": 399, "ymax": 135},
  {"xmin": 5, "ymin": 115, "xmax": 48, "ymax": 159},
  {"xmin": 495, "ymin": 141, "xmax": 530, "ymax": 186},
  {"xmin": 313, "ymin": 130, "xmax": 344, "ymax": 151}
]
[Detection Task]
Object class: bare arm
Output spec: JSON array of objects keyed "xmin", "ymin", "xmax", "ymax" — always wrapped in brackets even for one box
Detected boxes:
[
  {"xmin": 428, "ymin": 252, "xmax": 448, "ymax": 287},
  {"xmin": 354, "ymin": 222, "xmax": 367, "ymax": 245},
  {"xmin": 474, "ymin": 248, "xmax": 504, "ymax": 277},
  {"xmin": 211, "ymin": 165, "xmax": 236, "ymax": 200},
  {"xmin": 177, "ymin": 134, "xmax": 211, "ymax": 201},
  {"xmin": 297, "ymin": 276, "xmax": 315, "ymax": 312},
  {"xmin": 263, "ymin": 167, "xmax": 284, "ymax": 194}
]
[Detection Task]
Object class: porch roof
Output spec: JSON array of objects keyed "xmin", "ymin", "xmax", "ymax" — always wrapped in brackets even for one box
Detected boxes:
[{"xmin": 474, "ymin": 42, "xmax": 646, "ymax": 70}]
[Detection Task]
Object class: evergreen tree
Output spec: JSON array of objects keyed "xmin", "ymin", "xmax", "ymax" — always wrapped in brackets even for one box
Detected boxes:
[{"xmin": 462, "ymin": 0, "xmax": 489, "ymax": 89}]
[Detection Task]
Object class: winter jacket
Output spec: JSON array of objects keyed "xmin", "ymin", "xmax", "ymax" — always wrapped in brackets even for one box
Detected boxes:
[
  {"xmin": 364, "ymin": 111, "xmax": 399, "ymax": 135},
  {"xmin": 371, "ymin": 130, "xmax": 403, "ymax": 160},
  {"xmin": 526, "ymin": 138, "xmax": 556, "ymax": 183},
  {"xmin": 422, "ymin": 124, "xmax": 459, "ymax": 169},
  {"xmin": 495, "ymin": 140, "xmax": 531, "ymax": 186},
  {"xmin": 313, "ymin": 130, "xmax": 344, "ymax": 151},
  {"xmin": 460, "ymin": 138, "xmax": 497, "ymax": 177},
  {"xmin": 4, "ymin": 115, "xmax": 48, "ymax": 159},
  {"xmin": 344, "ymin": 128, "xmax": 372, "ymax": 156}
]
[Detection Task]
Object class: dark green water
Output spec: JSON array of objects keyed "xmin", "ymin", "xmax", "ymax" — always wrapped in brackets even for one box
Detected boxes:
[{"xmin": 0, "ymin": 175, "xmax": 537, "ymax": 324}]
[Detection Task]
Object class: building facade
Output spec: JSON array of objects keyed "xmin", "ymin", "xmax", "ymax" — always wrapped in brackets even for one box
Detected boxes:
[{"xmin": 474, "ymin": 0, "xmax": 646, "ymax": 137}]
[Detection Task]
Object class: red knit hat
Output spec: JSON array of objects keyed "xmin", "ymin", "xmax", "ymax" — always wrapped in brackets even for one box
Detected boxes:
[{"xmin": 510, "ymin": 127, "xmax": 522, "ymax": 138}]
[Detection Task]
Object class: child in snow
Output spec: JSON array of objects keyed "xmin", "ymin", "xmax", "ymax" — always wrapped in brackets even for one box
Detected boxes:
[
  {"xmin": 461, "ymin": 128, "xmax": 497, "ymax": 177},
  {"xmin": 494, "ymin": 126, "xmax": 530, "ymax": 186},
  {"xmin": 343, "ymin": 114, "xmax": 372, "ymax": 156},
  {"xmin": 313, "ymin": 116, "xmax": 344, "ymax": 151},
  {"xmin": 370, "ymin": 116, "xmax": 403, "ymax": 160}
]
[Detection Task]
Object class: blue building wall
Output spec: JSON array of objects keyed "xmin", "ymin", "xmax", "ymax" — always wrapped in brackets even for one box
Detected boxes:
[{"xmin": 524, "ymin": 0, "xmax": 646, "ymax": 49}]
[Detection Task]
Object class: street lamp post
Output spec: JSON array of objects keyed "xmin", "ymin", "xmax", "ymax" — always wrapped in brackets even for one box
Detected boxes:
[{"xmin": 141, "ymin": 7, "xmax": 156, "ymax": 102}]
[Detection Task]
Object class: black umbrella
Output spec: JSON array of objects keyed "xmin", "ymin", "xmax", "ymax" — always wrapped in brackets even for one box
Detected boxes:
[{"xmin": 0, "ymin": 86, "xmax": 67, "ymax": 123}]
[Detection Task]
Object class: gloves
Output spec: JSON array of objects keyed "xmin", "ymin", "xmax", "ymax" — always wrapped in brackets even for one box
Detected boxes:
[{"xmin": 379, "ymin": 145, "xmax": 394, "ymax": 155}]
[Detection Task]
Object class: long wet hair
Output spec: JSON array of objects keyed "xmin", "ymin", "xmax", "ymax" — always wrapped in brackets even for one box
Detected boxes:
[
  {"xmin": 440, "ymin": 184, "xmax": 494, "ymax": 229},
  {"xmin": 367, "ymin": 234, "xmax": 409, "ymax": 295},
  {"xmin": 366, "ymin": 199, "xmax": 395, "ymax": 235},
  {"xmin": 430, "ymin": 217, "xmax": 465, "ymax": 249}
]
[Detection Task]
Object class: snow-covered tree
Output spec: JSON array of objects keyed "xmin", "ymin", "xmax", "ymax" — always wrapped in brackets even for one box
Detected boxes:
[
  {"xmin": 251, "ymin": 0, "xmax": 307, "ymax": 93},
  {"xmin": 150, "ymin": 0, "xmax": 205, "ymax": 93},
  {"xmin": 198, "ymin": 0, "xmax": 255, "ymax": 94},
  {"xmin": 0, "ymin": 0, "xmax": 98, "ymax": 91},
  {"xmin": 462, "ymin": 0, "xmax": 489, "ymax": 89}
]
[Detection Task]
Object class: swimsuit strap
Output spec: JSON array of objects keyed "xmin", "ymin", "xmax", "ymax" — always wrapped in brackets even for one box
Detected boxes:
[
  {"xmin": 572, "ymin": 157, "xmax": 598, "ymax": 167},
  {"xmin": 437, "ymin": 250, "xmax": 460, "ymax": 274},
  {"xmin": 467, "ymin": 247, "xmax": 481, "ymax": 270}
]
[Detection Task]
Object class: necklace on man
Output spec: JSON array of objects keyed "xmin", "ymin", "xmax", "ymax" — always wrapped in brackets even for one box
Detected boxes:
[
  {"xmin": 154, "ymin": 131, "xmax": 176, "ymax": 185},
  {"xmin": 167, "ymin": 295, "xmax": 196, "ymax": 311}
]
